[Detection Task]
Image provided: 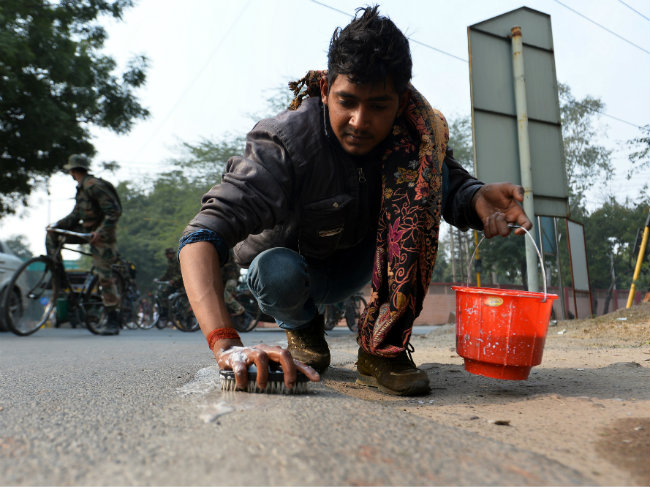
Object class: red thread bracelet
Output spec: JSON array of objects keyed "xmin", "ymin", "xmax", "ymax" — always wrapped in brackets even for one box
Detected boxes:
[{"xmin": 207, "ymin": 328, "xmax": 241, "ymax": 351}]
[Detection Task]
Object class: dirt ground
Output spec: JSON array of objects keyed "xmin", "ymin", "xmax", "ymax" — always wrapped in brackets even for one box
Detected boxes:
[{"xmin": 323, "ymin": 302, "xmax": 650, "ymax": 486}]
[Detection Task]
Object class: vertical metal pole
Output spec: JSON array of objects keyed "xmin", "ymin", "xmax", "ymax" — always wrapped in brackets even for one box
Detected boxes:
[
  {"xmin": 450, "ymin": 227, "xmax": 457, "ymax": 282},
  {"xmin": 610, "ymin": 253, "xmax": 618, "ymax": 310},
  {"xmin": 626, "ymin": 211, "xmax": 650, "ymax": 308},
  {"xmin": 474, "ymin": 230, "xmax": 481, "ymax": 287},
  {"xmin": 554, "ymin": 217, "xmax": 567, "ymax": 319},
  {"xmin": 511, "ymin": 26, "xmax": 538, "ymax": 292}
]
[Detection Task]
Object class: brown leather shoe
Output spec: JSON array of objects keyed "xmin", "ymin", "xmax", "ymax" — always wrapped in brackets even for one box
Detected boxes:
[
  {"xmin": 286, "ymin": 314, "xmax": 330, "ymax": 374},
  {"xmin": 356, "ymin": 346, "xmax": 430, "ymax": 396}
]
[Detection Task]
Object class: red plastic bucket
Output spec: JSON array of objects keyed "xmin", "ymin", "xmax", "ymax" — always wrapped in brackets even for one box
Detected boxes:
[
  {"xmin": 452, "ymin": 286, "xmax": 558, "ymax": 380},
  {"xmin": 452, "ymin": 226, "xmax": 559, "ymax": 380}
]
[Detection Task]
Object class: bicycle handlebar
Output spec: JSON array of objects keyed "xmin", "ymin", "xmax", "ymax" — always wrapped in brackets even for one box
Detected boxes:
[{"xmin": 47, "ymin": 226, "xmax": 93, "ymax": 241}]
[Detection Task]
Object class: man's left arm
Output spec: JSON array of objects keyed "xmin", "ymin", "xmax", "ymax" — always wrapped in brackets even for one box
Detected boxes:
[
  {"xmin": 441, "ymin": 150, "xmax": 483, "ymax": 230},
  {"xmin": 91, "ymin": 183, "xmax": 122, "ymax": 244},
  {"xmin": 442, "ymin": 150, "xmax": 532, "ymax": 238}
]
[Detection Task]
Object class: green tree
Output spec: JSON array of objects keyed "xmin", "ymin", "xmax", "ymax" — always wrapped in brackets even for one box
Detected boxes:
[
  {"xmin": 626, "ymin": 124, "xmax": 649, "ymax": 194},
  {"xmin": 583, "ymin": 199, "xmax": 650, "ymax": 310},
  {"xmin": 169, "ymin": 136, "xmax": 245, "ymax": 186},
  {"xmin": 0, "ymin": 0, "xmax": 149, "ymax": 217},
  {"xmin": 558, "ymin": 83, "xmax": 613, "ymax": 213},
  {"xmin": 115, "ymin": 135, "xmax": 245, "ymax": 292},
  {"xmin": 4, "ymin": 234, "xmax": 33, "ymax": 260},
  {"xmin": 447, "ymin": 115, "xmax": 473, "ymax": 173}
]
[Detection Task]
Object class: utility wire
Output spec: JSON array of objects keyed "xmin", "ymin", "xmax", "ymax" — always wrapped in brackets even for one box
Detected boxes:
[
  {"xmin": 311, "ymin": 0, "xmax": 646, "ymax": 129},
  {"xmin": 133, "ymin": 0, "xmax": 253, "ymax": 159},
  {"xmin": 576, "ymin": 102, "xmax": 648, "ymax": 129},
  {"xmin": 553, "ymin": 0, "xmax": 649, "ymax": 54},
  {"xmin": 408, "ymin": 38, "xmax": 468, "ymax": 63},
  {"xmin": 310, "ymin": 0, "xmax": 468, "ymax": 63},
  {"xmin": 616, "ymin": 0, "xmax": 650, "ymax": 21}
]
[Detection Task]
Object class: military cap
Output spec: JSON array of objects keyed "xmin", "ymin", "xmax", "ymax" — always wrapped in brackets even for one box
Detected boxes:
[{"xmin": 63, "ymin": 154, "xmax": 91, "ymax": 171}]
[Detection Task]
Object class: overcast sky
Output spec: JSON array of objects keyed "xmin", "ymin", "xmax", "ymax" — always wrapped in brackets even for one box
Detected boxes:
[{"xmin": 3, "ymin": 0, "xmax": 649, "ymax": 254}]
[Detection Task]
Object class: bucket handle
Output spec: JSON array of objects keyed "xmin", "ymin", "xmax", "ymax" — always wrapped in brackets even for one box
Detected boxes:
[{"xmin": 467, "ymin": 224, "xmax": 548, "ymax": 301}]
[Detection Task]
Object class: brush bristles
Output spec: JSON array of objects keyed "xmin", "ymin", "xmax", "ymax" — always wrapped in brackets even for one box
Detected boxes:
[
  {"xmin": 219, "ymin": 367, "xmax": 309, "ymax": 395},
  {"xmin": 220, "ymin": 377, "xmax": 309, "ymax": 394}
]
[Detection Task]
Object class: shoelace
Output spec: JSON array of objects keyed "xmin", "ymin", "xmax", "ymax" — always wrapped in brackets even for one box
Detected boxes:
[{"xmin": 405, "ymin": 342, "xmax": 416, "ymax": 367}]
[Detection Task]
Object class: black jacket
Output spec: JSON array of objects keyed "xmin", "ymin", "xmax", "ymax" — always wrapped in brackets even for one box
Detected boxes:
[{"xmin": 185, "ymin": 97, "xmax": 483, "ymax": 267}]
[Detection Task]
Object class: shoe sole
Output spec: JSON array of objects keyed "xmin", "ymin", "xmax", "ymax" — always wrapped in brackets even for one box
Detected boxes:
[{"xmin": 356, "ymin": 373, "xmax": 429, "ymax": 396}]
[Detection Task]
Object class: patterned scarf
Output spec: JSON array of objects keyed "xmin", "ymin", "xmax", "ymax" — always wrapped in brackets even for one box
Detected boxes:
[{"xmin": 290, "ymin": 71, "xmax": 448, "ymax": 357}]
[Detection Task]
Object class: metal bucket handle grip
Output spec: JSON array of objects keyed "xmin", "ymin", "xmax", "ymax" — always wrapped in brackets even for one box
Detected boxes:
[{"xmin": 466, "ymin": 224, "xmax": 548, "ymax": 301}]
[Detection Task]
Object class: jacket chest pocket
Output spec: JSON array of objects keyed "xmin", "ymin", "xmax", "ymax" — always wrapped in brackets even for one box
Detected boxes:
[{"xmin": 298, "ymin": 195, "xmax": 353, "ymax": 258}]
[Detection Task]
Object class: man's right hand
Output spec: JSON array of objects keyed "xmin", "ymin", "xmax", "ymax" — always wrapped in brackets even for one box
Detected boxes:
[
  {"xmin": 179, "ymin": 241, "xmax": 320, "ymax": 391},
  {"xmin": 215, "ymin": 341, "xmax": 321, "ymax": 391}
]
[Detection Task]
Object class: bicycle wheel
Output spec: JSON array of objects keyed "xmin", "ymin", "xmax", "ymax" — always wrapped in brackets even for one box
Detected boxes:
[
  {"xmin": 231, "ymin": 311, "xmax": 258, "ymax": 332},
  {"xmin": 231, "ymin": 291, "xmax": 260, "ymax": 332},
  {"xmin": 76, "ymin": 273, "xmax": 105, "ymax": 335},
  {"xmin": 323, "ymin": 304, "xmax": 340, "ymax": 330},
  {"xmin": 4, "ymin": 256, "xmax": 59, "ymax": 336},
  {"xmin": 153, "ymin": 298, "xmax": 165, "ymax": 329},
  {"xmin": 345, "ymin": 295, "xmax": 367, "ymax": 332},
  {"xmin": 171, "ymin": 294, "xmax": 200, "ymax": 332},
  {"xmin": 132, "ymin": 296, "xmax": 155, "ymax": 329},
  {"xmin": 110, "ymin": 271, "xmax": 128, "ymax": 328},
  {"xmin": 80, "ymin": 294, "xmax": 107, "ymax": 335}
]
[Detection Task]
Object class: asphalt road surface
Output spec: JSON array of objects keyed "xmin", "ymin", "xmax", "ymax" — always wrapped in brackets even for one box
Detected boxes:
[{"xmin": 0, "ymin": 327, "xmax": 588, "ymax": 485}]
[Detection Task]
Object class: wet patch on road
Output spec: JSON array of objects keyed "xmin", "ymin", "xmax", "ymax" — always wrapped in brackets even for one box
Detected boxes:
[{"xmin": 176, "ymin": 365, "xmax": 331, "ymax": 423}]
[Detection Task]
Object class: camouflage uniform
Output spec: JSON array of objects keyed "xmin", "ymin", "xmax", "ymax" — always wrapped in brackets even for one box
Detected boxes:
[
  {"xmin": 46, "ymin": 174, "xmax": 122, "ymax": 308},
  {"xmin": 161, "ymin": 256, "xmax": 182, "ymax": 289}
]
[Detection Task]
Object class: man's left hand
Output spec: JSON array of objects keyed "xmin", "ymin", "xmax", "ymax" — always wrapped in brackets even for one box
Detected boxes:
[
  {"xmin": 472, "ymin": 183, "xmax": 532, "ymax": 238},
  {"xmin": 89, "ymin": 231, "xmax": 101, "ymax": 246}
]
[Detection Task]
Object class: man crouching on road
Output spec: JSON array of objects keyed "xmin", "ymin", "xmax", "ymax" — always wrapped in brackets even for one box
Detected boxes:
[{"xmin": 178, "ymin": 5, "xmax": 532, "ymax": 396}]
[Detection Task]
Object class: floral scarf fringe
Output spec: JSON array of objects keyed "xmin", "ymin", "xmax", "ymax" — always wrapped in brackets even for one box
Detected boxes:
[{"xmin": 290, "ymin": 71, "xmax": 449, "ymax": 357}]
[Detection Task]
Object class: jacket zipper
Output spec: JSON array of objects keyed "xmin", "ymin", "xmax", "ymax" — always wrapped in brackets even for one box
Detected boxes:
[{"xmin": 358, "ymin": 167, "xmax": 367, "ymax": 183}]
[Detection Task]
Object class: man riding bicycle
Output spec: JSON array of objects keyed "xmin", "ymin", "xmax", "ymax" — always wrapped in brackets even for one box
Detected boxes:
[
  {"xmin": 160, "ymin": 247, "xmax": 183, "ymax": 291},
  {"xmin": 46, "ymin": 154, "xmax": 122, "ymax": 335}
]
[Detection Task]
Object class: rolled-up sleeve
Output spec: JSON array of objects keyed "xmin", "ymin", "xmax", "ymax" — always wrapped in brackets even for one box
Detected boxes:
[{"xmin": 183, "ymin": 122, "xmax": 296, "ymax": 249}]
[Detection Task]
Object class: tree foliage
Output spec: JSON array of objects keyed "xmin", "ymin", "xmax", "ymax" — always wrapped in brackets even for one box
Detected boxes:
[
  {"xmin": 583, "ymin": 198, "xmax": 650, "ymax": 291},
  {"xmin": 446, "ymin": 115, "xmax": 473, "ymax": 173},
  {"xmin": 0, "ymin": 0, "xmax": 149, "ymax": 217},
  {"xmin": 626, "ymin": 124, "xmax": 649, "ymax": 195},
  {"xmin": 115, "ymin": 136, "xmax": 245, "ymax": 291},
  {"xmin": 558, "ymin": 83, "xmax": 613, "ymax": 213},
  {"xmin": 4, "ymin": 234, "xmax": 33, "ymax": 260}
]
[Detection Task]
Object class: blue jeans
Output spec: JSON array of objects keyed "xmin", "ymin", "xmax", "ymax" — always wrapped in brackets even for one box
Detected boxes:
[{"xmin": 246, "ymin": 236, "xmax": 375, "ymax": 330}]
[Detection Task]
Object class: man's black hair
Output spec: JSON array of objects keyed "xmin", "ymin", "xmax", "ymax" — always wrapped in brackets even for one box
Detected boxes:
[{"xmin": 327, "ymin": 5, "xmax": 412, "ymax": 93}]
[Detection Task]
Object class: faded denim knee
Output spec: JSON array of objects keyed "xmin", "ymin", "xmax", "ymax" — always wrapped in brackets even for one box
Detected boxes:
[{"xmin": 247, "ymin": 248, "xmax": 315, "ymax": 326}]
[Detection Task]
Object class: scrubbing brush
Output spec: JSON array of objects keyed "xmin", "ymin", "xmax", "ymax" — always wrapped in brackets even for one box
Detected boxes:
[{"xmin": 219, "ymin": 364, "xmax": 310, "ymax": 394}]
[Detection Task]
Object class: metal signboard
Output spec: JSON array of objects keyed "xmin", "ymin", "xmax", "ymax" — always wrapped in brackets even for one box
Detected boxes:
[
  {"xmin": 566, "ymin": 219, "xmax": 593, "ymax": 318},
  {"xmin": 468, "ymin": 7, "xmax": 569, "ymax": 218}
]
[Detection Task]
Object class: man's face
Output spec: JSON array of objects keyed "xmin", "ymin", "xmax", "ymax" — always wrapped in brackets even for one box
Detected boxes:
[
  {"xmin": 321, "ymin": 75, "xmax": 408, "ymax": 156},
  {"xmin": 166, "ymin": 252, "xmax": 174, "ymax": 260}
]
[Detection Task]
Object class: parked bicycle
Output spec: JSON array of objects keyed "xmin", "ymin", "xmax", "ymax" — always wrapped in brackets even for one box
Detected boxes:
[
  {"xmin": 124, "ymin": 292, "xmax": 156, "ymax": 329},
  {"xmin": 323, "ymin": 293, "xmax": 368, "ymax": 332},
  {"xmin": 2, "ymin": 228, "xmax": 124, "ymax": 336},
  {"xmin": 111, "ymin": 256, "xmax": 140, "ymax": 329},
  {"xmin": 223, "ymin": 278, "xmax": 279, "ymax": 333},
  {"xmin": 148, "ymin": 279, "xmax": 199, "ymax": 332}
]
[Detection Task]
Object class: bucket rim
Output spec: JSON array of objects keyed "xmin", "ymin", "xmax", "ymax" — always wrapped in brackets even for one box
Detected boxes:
[{"xmin": 452, "ymin": 285, "xmax": 559, "ymax": 301}]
